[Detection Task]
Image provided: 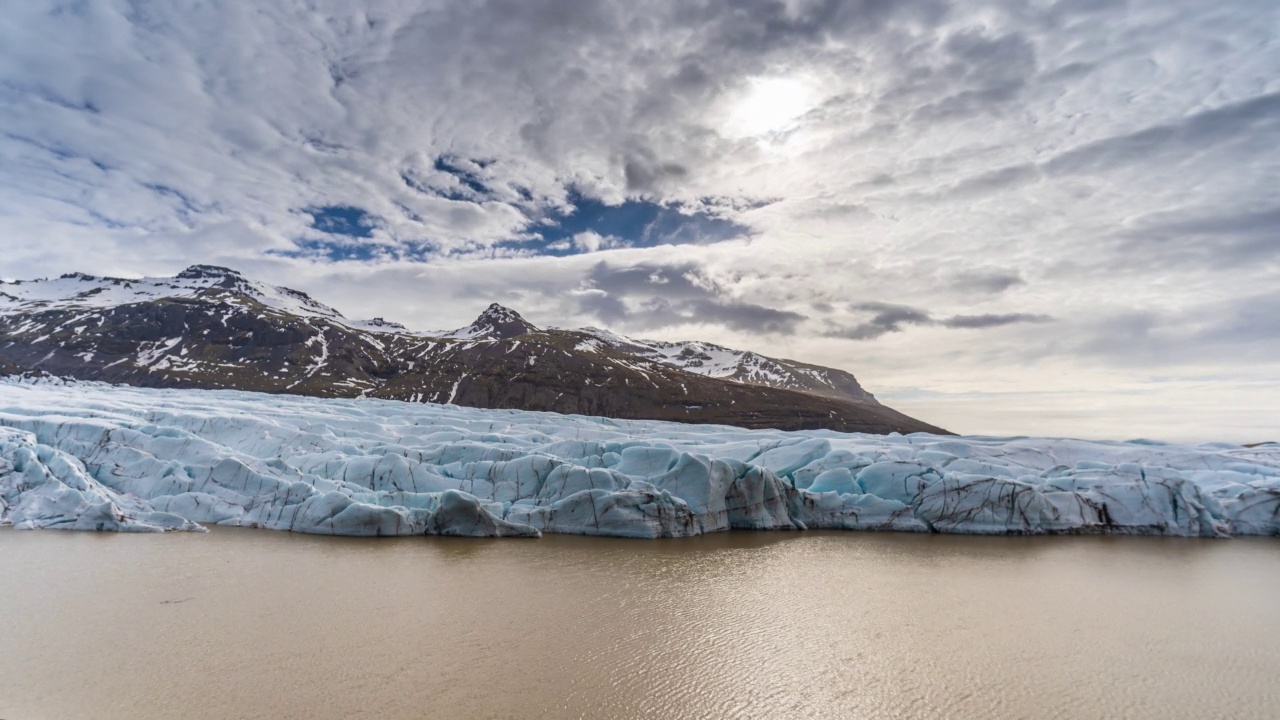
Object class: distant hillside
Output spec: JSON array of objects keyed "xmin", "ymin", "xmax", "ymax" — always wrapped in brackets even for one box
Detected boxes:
[{"xmin": 0, "ymin": 265, "xmax": 947, "ymax": 434}]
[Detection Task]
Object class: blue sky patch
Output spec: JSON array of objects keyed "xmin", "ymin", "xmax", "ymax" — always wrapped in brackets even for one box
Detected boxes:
[
  {"xmin": 269, "ymin": 238, "xmax": 412, "ymax": 262},
  {"xmin": 397, "ymin": 157, "xmax": 753, "ymax": 256},
  {"xmin": 282, "ymin": 192, "xmax": 751, "ymax": 262},
  {"xmin": 280, "ymin": 205, "xmax": 385, "ymax": 260},
  {"xmin": 304, "ymin": 204, "xmax": 380, "ymax": 238},
  {"xmin": 402, "ymin": 155, "xmax": 491, "ymax": 200},
  {"xmin": 514, "ymin": 191, "xmax": 751, "ymax": 255}
]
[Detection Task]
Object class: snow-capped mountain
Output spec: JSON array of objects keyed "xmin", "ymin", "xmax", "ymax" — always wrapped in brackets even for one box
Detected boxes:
[
  {"xmin": 445, "ymin": 303, "xmax": 541, "ymax": 340},
  {"xmin": 0, "ymin": 266, "xmax": 946, "ymax": 434},
  {"xmin": 0, "ymin": 265, "xmax": 346, "ymax": 322},
  {"xmin": 573, "ymin": 328, "xmax": 877, "ymax": 403}
]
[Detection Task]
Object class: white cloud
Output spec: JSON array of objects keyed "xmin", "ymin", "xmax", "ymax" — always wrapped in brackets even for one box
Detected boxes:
[{"xmin": 571, "ymin": 231, "xmax": 621, "ymax": 253}]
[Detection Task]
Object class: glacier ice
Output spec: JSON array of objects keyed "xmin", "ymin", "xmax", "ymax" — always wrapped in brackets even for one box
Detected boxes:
[{"xmin": 0, "ymin": 379, "xmax": 1277, "ymax": 538}]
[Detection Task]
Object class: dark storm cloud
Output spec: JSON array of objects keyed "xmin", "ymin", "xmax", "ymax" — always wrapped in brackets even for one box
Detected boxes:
[
  {"xmin": 579, "ymin": 261, "xmax": 805, "ymax": 334},
  {"xmin": 827, "ymin": 302, "xmax": 1052, "ymax": 340}
]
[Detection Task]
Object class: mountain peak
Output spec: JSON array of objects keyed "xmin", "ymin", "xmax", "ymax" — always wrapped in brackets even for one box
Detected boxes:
[
  {"xmin": 480, "ymin": 302, "xmax": 516, "ymax": 316},
  {"xmin": 461, "ymin": 303, "xmax": 538, "ymax": 339},
  {"xmin": 175, "ymin": 265, "xmax": 252, "ymax": 290},
  {"xmin": 176, "ymin": 264, "xmax": 243, "ymax": 280}
]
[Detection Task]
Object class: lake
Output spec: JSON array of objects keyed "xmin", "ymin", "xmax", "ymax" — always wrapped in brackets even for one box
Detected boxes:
[{"xmin": 2, "ymin": 528, "xmax": 1278, "ymax": 719}]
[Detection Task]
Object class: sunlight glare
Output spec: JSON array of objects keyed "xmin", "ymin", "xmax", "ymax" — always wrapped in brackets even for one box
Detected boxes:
[{"xmin": 725, "ymin": 77, "xmax": 817, "ymax": 138}]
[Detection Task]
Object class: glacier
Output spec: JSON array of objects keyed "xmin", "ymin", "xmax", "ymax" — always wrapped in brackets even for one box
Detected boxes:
[{"xmin": 0, "ymin": 378, "xmax": 1276, "ymax": 538}]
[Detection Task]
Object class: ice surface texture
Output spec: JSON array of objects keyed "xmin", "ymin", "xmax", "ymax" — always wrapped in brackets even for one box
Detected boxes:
[{"xmin": 1, "ymin": 379, "xmax": 1277, "ymax": 538}]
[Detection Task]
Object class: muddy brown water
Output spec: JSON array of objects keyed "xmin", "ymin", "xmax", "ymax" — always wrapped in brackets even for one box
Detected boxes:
[{"xmin": 1, "ymin": 527, "xmax": 1278, "ymax": 719}]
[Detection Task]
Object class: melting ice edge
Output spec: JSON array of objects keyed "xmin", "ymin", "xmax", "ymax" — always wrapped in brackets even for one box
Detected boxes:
[{"xmin": 1, "ymin": 379, "xmax": 1277, "ymax": 538}]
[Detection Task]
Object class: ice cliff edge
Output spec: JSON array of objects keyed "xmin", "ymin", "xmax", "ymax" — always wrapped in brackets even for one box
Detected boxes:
[{"xmin": 2, "ymin": 379, "xmax": 1277, "ymax": 538}]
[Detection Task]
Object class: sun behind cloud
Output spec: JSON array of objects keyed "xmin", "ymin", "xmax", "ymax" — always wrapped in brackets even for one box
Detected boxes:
[{"xmin": 724, "ymin": 76, "xmax": 819, "ymax": 138}]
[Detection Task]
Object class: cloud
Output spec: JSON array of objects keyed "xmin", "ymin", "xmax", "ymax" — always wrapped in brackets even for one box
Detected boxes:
[
  {"xmin": 937, "ymin": 164, "xmax": 1041, "ymax": 199},
  {"xmin": 1043, "ymin": 92, "xmax": 1280, "ymax": 178},
  {"xmin": 909, "ymin": 30, "xmax": 1039, "ymax": 123},
  {"xmin": 827, "ymin": 302, "xmax": 1052, "ymax": 340},
  {"xmin": 578, "ymin": 261, "xmax": 805, "ymax": 333},
  {"xmin": 1120, "ymin": 206, "xmax": 1280, "ymax": 269},
  {"xmin": 942, "ymin": 313, "xmax": 1053, "ymax": 329},
  {"xmin": 949, "ymin": 269, "xmax": 1026, "ymax": 294},
  {"xmin": 1, "ymin": 0, "xmax": 1278, "ymax": 438},
  {"xmin": 569, "ymin": 231, "xmax": 620, "ymax": 253},
  {"xmin": 623, "ymin": 150, "xmax": 689, "ymax": 194},
  {"xmin": 1065, "ymin": 290, "xmax": 1280, "ymax": 368},
  {"xmin": 840, "ymin": 302, "xmax": 934, "ymax": 338}
]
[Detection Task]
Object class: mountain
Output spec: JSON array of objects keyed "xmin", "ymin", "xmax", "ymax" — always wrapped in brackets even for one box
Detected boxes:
[
  {"xmin": 571, "ymin": 327, "xmax": 878, "ymax": 403},
  {"xmin": 0, "ymin": 265, "xmax": 947, "ymax": 434},
  {"xmin": 448, "ymin": 303, "xmax": 540, "ymax": 340}
]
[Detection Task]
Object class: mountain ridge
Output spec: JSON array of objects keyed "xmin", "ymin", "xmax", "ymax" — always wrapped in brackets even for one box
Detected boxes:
[{"xmin": 0, "ymin": 266, "xmax": 947, "ymax": 434}]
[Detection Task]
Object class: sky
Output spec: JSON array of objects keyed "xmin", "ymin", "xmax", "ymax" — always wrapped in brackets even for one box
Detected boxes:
[{"xmin": 1, "ymin": 0, "xmax": 1277, "ymax": 442}]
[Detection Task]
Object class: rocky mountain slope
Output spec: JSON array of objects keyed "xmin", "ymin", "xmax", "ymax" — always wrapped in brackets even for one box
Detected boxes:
[{"xmin": 0, "ymin": 266, "xmax": 946, "ymax": 434}]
